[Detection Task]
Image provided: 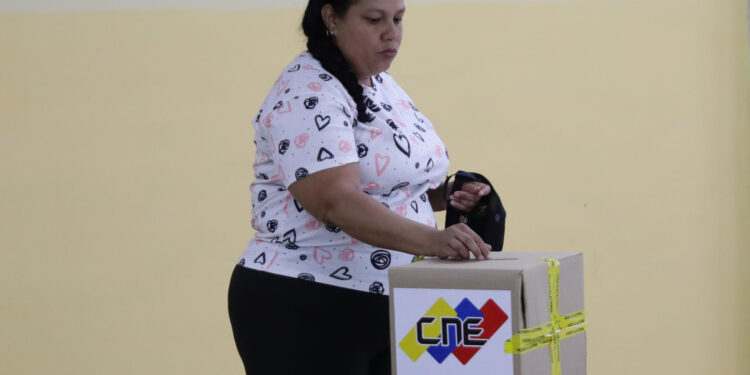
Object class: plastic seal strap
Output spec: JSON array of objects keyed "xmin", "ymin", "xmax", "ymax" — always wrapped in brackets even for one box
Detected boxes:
[{"xmin": 504, "ymin": 257, "xmax": 587, "ymax": 375}]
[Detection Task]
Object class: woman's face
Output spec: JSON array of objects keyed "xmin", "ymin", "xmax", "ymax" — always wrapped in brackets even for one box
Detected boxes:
[{"xmin": 324, "ymin": 0, "xmax": 405, "ymax": 85}]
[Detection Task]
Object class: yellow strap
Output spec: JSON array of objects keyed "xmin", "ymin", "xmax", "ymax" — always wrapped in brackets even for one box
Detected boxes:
[
  {"xmin": 550, "ymin": 333, "xmax": 561, "ymax": 375},
  {"xmin": 503, "ymin": 310, "xmax": 585, "ymax": 354},
  {"xmin": 504, "ymin": 257, "xmax": 587, "ymax": 375}
]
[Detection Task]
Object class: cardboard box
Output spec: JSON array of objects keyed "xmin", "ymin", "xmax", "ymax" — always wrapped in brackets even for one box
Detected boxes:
[{"xmin": 389, "ymin": 252, "xmax": 586, "ymax": 375}]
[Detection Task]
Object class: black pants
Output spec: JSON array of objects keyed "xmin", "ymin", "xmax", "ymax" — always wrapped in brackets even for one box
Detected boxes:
[{"xmin": 227, "ymin": 265, "xmax": 392, "ymax": 375}]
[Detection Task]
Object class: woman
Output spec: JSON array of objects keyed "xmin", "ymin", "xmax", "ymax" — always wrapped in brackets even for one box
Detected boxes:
[{"xmin": 228, "ymin": 0, "xmax": 492, "ymax": 373}]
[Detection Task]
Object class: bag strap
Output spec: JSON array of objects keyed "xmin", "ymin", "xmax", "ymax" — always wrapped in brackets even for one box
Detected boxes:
[{"xmin": 443, "ymin": 172, "xmax": 456, "ymax": 201}]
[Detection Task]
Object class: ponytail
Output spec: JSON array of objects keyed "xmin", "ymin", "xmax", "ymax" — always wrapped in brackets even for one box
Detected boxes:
[{"xmin": 302, "ymin": 0, "xmax": 374, "ymax": 123}]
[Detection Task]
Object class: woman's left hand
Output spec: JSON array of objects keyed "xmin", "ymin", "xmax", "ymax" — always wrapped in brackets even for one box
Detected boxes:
[{"xmin": 448, "ymin": 181, "xmax": 491, "ymax": 212}]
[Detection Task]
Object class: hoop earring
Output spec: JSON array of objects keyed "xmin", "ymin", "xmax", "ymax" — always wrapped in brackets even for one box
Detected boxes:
[{"xmin": 326, "ymin": 29, "xmax": 332, "ymax": 37}]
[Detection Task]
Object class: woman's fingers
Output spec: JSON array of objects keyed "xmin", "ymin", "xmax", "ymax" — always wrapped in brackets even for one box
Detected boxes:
[
  {"xmin": 477, "ymin": 183, "xmax": 491, "ymax": 196},
  {"xmin": 429, "ymin": 224, "xmax": 491, "ymax": 261},
  {"xmin": 449, "ymin": 182, "xmax": 491, "ymax": 211},
  {"xmin": 448, "ymin": 241, "xmax": 469, "ymax": 260},
  {"xmin": 449, "ymin": 195, "xmax": 475, "ymax": 211},
  {"xmin": 447, "ymin": 224, "xmax": 489, "ymax": 260},
  {"xmin": 462, "ymin": 182, "xmax": 490, "ymax": 195},
  {"xmin": 465, "ymin": 225, "xmax": 491, "ymax": 259}
]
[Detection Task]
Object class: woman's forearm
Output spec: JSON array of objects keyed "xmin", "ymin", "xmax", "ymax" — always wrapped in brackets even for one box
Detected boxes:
[
  {"xmin": 322, "ymin": 188, "xmax": 438, "ymax": 256},
  {"xmin": 289, "ymin": 163, "xmax": 437, "ymax": 257}
]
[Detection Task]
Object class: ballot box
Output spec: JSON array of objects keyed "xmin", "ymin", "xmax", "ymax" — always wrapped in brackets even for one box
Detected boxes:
[{"xmin": 388, "ymin": 252, "xmax": 587, "ymax": 375}]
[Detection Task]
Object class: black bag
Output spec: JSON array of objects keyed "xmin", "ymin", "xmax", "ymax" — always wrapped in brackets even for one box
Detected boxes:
[{"xmin": 444, "ymin": 171, "xmax": 506, "ymax": 251}]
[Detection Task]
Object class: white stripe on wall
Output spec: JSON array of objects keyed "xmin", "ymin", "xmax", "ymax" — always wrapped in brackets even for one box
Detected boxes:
[{"xmin": 0, "ymin": 0, "xmax": 584, "ymax": 14}]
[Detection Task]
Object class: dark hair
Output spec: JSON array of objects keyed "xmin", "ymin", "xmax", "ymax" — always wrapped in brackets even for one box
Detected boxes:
[{"xmin": 302, "ymin": 0, "xmax": 374, "ymax": 123}]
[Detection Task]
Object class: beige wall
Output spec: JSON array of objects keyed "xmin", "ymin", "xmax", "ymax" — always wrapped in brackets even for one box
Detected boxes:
[{"xmin": 1, "ymin": 1, "xmax": 748, "ymax": 374}]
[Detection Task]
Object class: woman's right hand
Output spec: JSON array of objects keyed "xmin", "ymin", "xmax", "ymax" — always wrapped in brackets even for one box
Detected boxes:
[{"xmin": 427, "ymin": 223, "xmax": 491, "ymax": 260}]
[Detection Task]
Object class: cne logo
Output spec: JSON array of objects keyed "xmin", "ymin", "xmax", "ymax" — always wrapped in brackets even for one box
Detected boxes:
[{"xmin": 399, "ymin": 297, "xmax": 508, "ymax": 365}]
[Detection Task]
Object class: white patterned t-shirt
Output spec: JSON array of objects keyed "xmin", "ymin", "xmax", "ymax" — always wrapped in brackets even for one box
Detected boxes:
[{"xmin": 238, "ymin": 52, "xmax": 450, "ymax": 294}]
